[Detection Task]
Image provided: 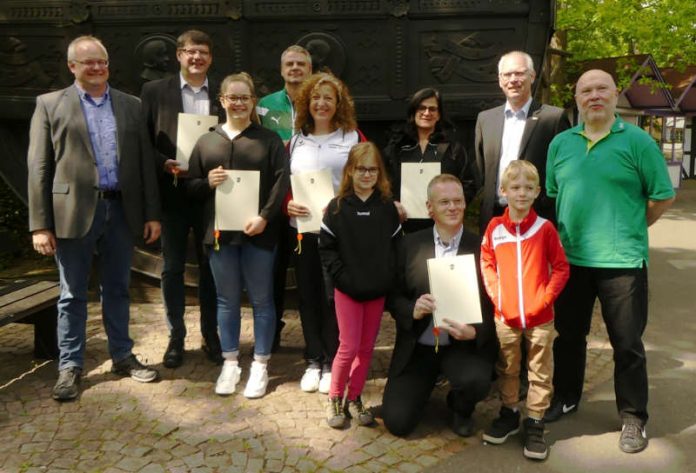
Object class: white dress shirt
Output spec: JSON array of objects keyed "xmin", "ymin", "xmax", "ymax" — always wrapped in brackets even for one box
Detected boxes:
[{"xmin": 496, "ymin": 97, "xmax": 532, "ymax": 205}]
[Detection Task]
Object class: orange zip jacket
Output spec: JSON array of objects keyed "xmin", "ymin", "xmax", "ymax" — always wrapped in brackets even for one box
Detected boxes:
[{"xmin": 480, "ymin": 208, "xmax": 569, "ymax": 329}]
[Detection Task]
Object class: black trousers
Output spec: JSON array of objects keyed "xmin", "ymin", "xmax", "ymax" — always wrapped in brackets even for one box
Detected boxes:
[
  {"xmin": 382, "ymin": 342, "xmax": 493, "ymax": 437},
  {"xmin": 552, "ymin": 264, "xmax": 649, "ymax": 422},
  {"xmin": 292, "ymin": 230, "xmax": 339, "ymax": 366},
  {"xmin": 272, "ymin": 216, "xmax": 292, "ymax": 330}
]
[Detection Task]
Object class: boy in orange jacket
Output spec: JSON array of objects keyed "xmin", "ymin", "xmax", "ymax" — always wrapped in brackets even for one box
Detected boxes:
[{"xmin": 480, "ymin": 160, "xmax": 569, "ymax": 460}]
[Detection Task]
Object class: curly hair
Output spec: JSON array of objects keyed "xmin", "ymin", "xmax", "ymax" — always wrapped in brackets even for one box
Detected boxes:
[
  {"xmin": 293, "ymin": 73, "xmax": 357, "ymax": 135},
  {"xmin": 219, "ymin": 72, "xmax": 260, "ymax": 125}
]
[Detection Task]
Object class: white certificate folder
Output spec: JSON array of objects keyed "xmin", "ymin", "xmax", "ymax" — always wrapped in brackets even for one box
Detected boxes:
[
  {"xmin": 427, "ymin": 254, "xmax": 483, "ymax": 326},
  {"xmin": 175, "ymin": 113, "xmax": 219, "ymax": 170},
  {"xmin": 214, "ymin": 170, "xmax": 260, "ymax": 231},
  {"xmin": 400, "ymin": 162, "xmax": 441, "ymax": 219},
  {"xmin": 290, "ymin": 168, "xmax": 335, "ymax": 234}
]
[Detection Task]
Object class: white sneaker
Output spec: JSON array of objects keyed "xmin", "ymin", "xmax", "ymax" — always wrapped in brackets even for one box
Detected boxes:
[
  {"xmin": 300, "ymin": 367, "xmax": 321, "ymax": 392},
  {"xmin": 318, "ymin": 371, "xmax": 331, "ymax": 394},
  {"xmin": 243, "ymin": 361, "xmax": 269, "ymax": 399},
  {"xmin": 215, "ymin": 361, "xmax": 241, "ymax": 395}
]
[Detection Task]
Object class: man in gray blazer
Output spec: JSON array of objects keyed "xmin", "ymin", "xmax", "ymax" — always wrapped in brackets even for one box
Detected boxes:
[
  {"xmin": 28, "ymin": 35, "xmax": 162, "ymax": 401},
  {"xmin": 475, "ymin": 51, "xmax": 570, "ymax": 234},
  {"xmin": 140, "ymin": 30, "xmax": 224, "ymax": 368}
]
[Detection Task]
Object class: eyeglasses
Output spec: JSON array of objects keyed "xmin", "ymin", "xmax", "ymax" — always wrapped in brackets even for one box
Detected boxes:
[
  {"xmin": 499, "ymin": 70, "xmax": 529, "ymax": 80},
  {"xmin": 221, "ymin": 94, "xmax": 254, "ymax": 104},
  {"xmin": 355, "ymin": 166, "xmax": 379, "ymax": 176},
  {"xmin": 73, "ymin": 59, "xmax": 109, "ymax": 68},
  {"xmin": 417, "ymin": 105, "xmax": 439, "ymax": 114},
  {"xmin": 435, "ymin": 198, "xmax": 465, "ymax": 208},
  {"xmin": 179, "ymin": 48, "xmax": 211, "ymax": 58}
]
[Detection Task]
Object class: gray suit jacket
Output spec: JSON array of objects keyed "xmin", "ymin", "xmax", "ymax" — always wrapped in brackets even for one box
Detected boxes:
[
  {"xmin": 475, "ymin": 100, "xmax": 569, "ymax": 233},
  {"xmin": 27, "ymin": 84, "xmax": 160, "ymax": 240}
]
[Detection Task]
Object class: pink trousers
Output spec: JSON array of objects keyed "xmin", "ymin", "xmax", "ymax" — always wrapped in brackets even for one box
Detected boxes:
[{"xmin": 329, "ymin": 289, "xmax": 385, "ymax": 400}]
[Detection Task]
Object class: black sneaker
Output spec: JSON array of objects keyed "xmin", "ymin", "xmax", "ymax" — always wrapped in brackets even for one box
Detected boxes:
[
  {"xmin": 482, "ymin": 406, "xmax": 520, "ymax": 444},
  {"xmin": 202, "ymin": 334, "xmax": 223, "ymax": 365},
  {"xmin": 52, "ymin": 367, "xmax": 81, "ymax": 401},
  {"xmin": 523, "ymin": 418, "xmax": 548, "ymax": 460},
  {"xmin": 111, "ymin": 354, "xmax": 159, "ymax": 383},
  {"xmin": 162, "ymin": 337, "xmax": 184, "ymax": 368},
  {"xmin": 326, "ymin": 396, "xmax": 346, "ymax": 429},
  {"xmin": 344, "ymin": 396, "xmax": 375, "ymax": 426},
  {"xmin": 452, "ymin": 412, "xmax": 475, "ymax": 437},
  {"xmin": 543, "ymin": 397, "xmax": 578, "ymax": 423},
  {"xmin": 619, "ymin": 418, "xmax": 648, "ymax": 453}
]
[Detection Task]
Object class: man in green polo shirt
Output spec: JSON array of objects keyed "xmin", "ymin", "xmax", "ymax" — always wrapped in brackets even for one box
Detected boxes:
[
  {"xmin": 257, "ymin": 45, "xmax": 312, "ymax": 351},
  {"xmin": 544, "ymin": 69, "xmax": 675, "ymax": 454}
]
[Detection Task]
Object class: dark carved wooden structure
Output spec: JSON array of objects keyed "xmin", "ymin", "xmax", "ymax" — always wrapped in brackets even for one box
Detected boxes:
[{"xmin": 0, "ymin": 0, "xmax": 555, "ymax": 205}]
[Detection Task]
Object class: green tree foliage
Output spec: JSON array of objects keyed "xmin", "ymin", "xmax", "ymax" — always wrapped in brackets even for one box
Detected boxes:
[{"xmin": 551, "ymin": 0, "xmax": 696, "ymax": 105}]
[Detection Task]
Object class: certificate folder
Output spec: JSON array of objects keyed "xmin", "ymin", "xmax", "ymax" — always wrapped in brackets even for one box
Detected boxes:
[
  {"xmin": 427, "ymin": 254, "xmax": 483, "ymax": 326},
  {"xmin": 176, "ymin": 113, "xmax": 219, "ymax": 170},
  {"xmin": 290, "ymin": 168, "xmax": 335, "ymax": 234},
  {"xmin": 400, "ymin": 162, "xmax": 441, "ymax": 219},
  {"xmin": 214, "ymin": 170, "xmax": 260, "ymax": 231}
]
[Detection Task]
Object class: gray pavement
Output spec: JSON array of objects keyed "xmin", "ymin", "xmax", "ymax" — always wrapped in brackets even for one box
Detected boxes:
[{"xmin": 1, "ymin": 182, "xmax": 693, "ymax": 472}]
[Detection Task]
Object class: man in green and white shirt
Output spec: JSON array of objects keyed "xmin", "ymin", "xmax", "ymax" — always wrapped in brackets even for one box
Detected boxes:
[
  {"xmin": 257, "ymin": 45, "xmax": 312, "ymax": 352},
  {"xmin": 257, "ymin": 45, "xmax": 312, "ymax": 143}
]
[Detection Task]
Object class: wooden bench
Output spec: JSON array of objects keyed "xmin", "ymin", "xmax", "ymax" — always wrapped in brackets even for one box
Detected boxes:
[{"xmin": 0, "ymin": 279, "xmax": 59, "ymax": 359}]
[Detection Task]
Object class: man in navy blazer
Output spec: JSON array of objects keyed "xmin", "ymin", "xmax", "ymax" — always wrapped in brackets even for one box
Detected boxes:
[
  {"xmin": 475, "ymin": 51, "xmax": 570, "ymax": 234},
  {"xmin": 382, "ymin": 174, "xmax": 497, "ymax": 437},
  {"xmin": 28, "ymin": 35, "xmax": 161, "ymax": 401},
  {"xmin": 140, "ymin": 30, "xmax": 225, "ymax": 368}
]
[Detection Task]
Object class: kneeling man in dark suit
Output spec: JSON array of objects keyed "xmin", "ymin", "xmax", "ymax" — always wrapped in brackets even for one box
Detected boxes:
[{"xmin": 382, "ymin": 174, "xmax": 497, "ymax": 437}]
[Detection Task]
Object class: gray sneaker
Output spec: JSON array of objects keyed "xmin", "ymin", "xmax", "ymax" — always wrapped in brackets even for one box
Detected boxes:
[
  {"xmin": 326, "ymin": 396, "xmax": 346, "ymax": 429},
  {"xmin": 619, "ymin": 418, "xmax": 648, "ymax": 453},
  {"xmin": 344, "ymin": 396, "xmax": 374, "ymax": 426},
  {"xmin": 111, "ymin": 354, "xmax": 158, "ymax": 383},
  {"xmin": 52, "ymin": 367, "xmax": 81, "ymax": 401}
]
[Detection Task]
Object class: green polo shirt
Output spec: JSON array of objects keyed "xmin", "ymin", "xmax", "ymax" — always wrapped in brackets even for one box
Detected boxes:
[
  {"xmin": 546, "ymin": 115, "xmax": 675, "ymax": 268},
  {"xmin": 257, "ymin": 89, "xmax": 294, "ymax": 141}
]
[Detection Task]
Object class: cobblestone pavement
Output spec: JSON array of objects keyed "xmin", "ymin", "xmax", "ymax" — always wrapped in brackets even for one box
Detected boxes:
[{"xmin": 0, "ymin": 297, "xmax": 612, "ymax": 472}]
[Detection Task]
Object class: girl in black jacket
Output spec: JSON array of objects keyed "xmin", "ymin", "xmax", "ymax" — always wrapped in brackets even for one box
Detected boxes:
[{"xmin": 319, "ymin": 142, "xmax": 402, "ymax": 428}]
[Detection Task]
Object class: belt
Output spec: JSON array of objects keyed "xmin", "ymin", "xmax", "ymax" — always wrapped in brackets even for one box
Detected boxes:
[{"xmin": 97, "ymin": 189, "xmax": 122, "ymax": 200}]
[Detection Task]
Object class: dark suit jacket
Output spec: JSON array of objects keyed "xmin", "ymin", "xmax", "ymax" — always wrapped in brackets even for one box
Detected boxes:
[
  {"xmin": 386, "ymin": 226, "xmax": 497, "ymax": 377},
  {"xmin": 27, "ymin": 84, "xmax": 160, "ymax": 240},
  {"xmin": 475, "ymin": 99, "xmax": 570, "ymax": 233},
  {"xmin": 140, "ymin": 75, "xmax": 224, "ymax": 210}
]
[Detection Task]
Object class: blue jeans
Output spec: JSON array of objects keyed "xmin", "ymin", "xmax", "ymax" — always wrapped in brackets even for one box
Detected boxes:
[
  {"xmin": 208, "ymin": 242, "xmax": 276, "ymax": 357},
  {"xmin": 55, "ymin": 199, "xmax": 134, "ymax": 370},
  {"xmin": 160, "ymin": 204, "xmax": 217, "ymax": 340}
]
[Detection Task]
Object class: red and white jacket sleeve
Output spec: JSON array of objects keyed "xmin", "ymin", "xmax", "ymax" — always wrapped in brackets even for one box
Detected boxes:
[
  {"xmin": 541, "ymin": 224, "xmax": 570, "ymax": 307},
  {"xmin": 479, "ymin": 223, "xmax": 500, "ymax": 310}
]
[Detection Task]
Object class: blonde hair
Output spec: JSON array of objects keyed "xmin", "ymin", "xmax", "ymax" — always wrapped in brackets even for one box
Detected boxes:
[
  {"xmin": 281, "ymin": 45, "xmax": 312, "ymax": 66},
  {"xmin": 219, "ymin": 72, "xmax": 260, "ymax": 124},
  {"xmin": 500, "ymin": 160, "xmax": 540, "ymax": 189},
  {"xmin": 426, "ymin": 174, "xmax": 463, "ymax": 202},
  {"xmin": 294, "ymin": 72, "xmax": 357, "ymax": 134}
]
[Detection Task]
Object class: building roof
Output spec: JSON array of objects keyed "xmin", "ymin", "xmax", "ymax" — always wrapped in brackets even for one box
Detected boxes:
[{"xmin": 576, "ymin": 55, "xmax": 696, "ymax": 115}]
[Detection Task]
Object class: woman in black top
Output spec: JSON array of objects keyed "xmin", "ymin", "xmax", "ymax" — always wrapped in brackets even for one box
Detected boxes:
[
  {"xmin": 384, "ymin": 87, "xmax": 478, "ymax": 233},
  {"xmin": 187, "ymin": 72, "xmax": 289, "ymax": 399}
]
